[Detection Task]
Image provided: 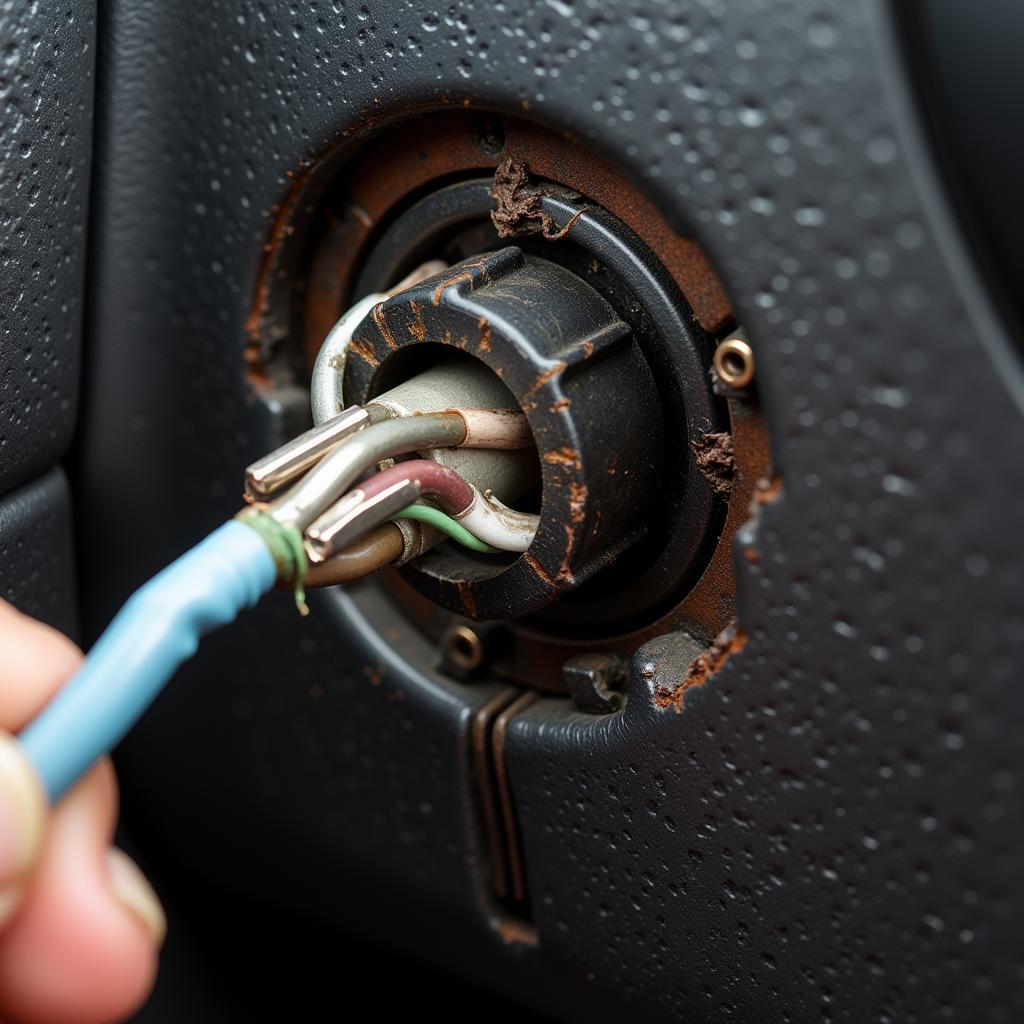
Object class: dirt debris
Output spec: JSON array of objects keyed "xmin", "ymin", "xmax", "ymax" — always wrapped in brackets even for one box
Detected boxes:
[
  {"xmin": 690, "ymin": 430, "xmax": 735, "ymax": 497},
  {"xmin": 491, "ymin": 155, "xmax": 582, "ymax": 240}
]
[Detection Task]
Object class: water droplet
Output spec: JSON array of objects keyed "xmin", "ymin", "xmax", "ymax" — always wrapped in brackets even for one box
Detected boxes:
[
  {"xmin": 834, "ymin": 619, "xmax": 858, "ymax": 639},
  {"xmin": 807, "ymin": 16, "xmax": 838, "ymax": 48},
  {"xmin": 738, "ymin": 101, "xmax": 765, "ymax": 128}
]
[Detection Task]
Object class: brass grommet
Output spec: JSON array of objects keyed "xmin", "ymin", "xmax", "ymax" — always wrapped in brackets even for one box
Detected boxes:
[
  {"xmin": 713, "ymin": 337, "xmax": 756, "ymax": 389},
  {"xmin": 443, "ymin": 624, "xmax": 485, "ymax": 673}
]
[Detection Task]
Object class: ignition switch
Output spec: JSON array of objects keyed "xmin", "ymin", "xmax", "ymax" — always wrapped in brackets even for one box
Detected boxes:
[{"xmin": 343, "ymin": 247, "xmax": 665, "ymax": 620}]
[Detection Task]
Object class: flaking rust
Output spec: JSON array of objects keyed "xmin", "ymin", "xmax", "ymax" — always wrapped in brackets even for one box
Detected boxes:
[
  {"xmin": 654, "ymin": 621, "xmax": 748, "ymax": 712},
  {"xmin": 491, "ymin": 156, "xmax": 584, "ymax": 240},
  {"xmin": 691, "ymin": 430, "xmax": 736, "ymax": 497}
]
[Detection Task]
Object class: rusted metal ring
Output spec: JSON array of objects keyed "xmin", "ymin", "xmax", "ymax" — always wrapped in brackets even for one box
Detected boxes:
[
  {"xmin": 346, "ymin": 177, "xmax": 725, "ymax": 628},
  {"xmin": 248, "ymin": 109, "xmax": 768, "ymax": 687}
]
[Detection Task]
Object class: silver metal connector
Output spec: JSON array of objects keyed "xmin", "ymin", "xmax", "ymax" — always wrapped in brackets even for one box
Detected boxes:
[
  {"xmin": 268, "ymin": 412, "xmax": 466, "ymax": 533},
  {"xmin": 304, "ymin": 479, "xmax": 420, "ymax": 563},
  {"xmin": 244, "ymin": 406, "xmax": 370, "ymax": 500}
]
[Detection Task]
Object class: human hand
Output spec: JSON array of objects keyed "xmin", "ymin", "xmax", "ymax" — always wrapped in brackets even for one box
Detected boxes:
[{"xmin": 0, "ymin": 600, "xmax": 164, "ymax": 1023}]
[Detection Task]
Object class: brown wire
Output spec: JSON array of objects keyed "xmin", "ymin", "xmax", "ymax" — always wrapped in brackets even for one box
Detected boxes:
[{"xmin": 277, "ymin": 524, "xmax": 404, "ymax": 590}]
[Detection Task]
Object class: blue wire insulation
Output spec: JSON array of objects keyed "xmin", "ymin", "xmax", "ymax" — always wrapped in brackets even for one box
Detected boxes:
[{"xmin": 19, "ymin": 520, "xmax": 276, "ymax": 803}]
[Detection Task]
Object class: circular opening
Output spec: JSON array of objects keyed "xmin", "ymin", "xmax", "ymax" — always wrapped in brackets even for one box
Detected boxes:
[
  {"xmin": 471, "ymin": 112, "xmax": 506, "ymax": 158},
  {"xmin": 287, "ymin": 111, "xmax": 770, "ymax": 681},
  {"xmin": 361, "ymin": 347, "xmax": 543, "ymax": 583},
  {"xmin": 714, "ymin": 338, "xmax": 755, "ymax": 389},
  {"xmin": 342, "ymin": 177, "xmax": 728, "ymax": 632},
  {"xmin": 723, "ymin": 351, "xmax": 745, "ymax": 376},
  {"xmin": 445, "ymin": 624, "xmax": 484, "ymax": 671},
  {"xmin": 364, "ymin": 347, "xmax": 542, "ymax": 512}
]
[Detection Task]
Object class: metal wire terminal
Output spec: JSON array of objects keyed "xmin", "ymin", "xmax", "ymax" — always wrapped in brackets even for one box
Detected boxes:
[
  {"xmin": 305, "ymin": 479, "xmax": 420, "ymax": 563},
  {"xmin": 267, "ymin": 412, "xmax": 467, "ymax": 532},
  {"xmin": 244, "ymin": 406, "xmax": 371, "ymax": 500}
]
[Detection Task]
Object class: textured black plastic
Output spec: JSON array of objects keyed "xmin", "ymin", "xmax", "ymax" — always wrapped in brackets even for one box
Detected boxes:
[
  {"xmin": 78, "ymin": 2, "xmax": 1024, "ymax": 1022},
  {"xmin": 909, "ymin": 0, "xmax": 1024, "ymax": 339},
  {"xmin": 0, "ymin": 470, "xmax": 79, "ymax": 639},
  {"xmin": 0, "ymin": 1, "xmax": 94, "ymax": 495}
]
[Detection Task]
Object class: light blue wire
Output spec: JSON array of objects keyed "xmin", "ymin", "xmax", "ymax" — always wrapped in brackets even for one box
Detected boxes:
[{"xmin": 19, "ymin": 520, "xmax": 276, "ymax": 803}]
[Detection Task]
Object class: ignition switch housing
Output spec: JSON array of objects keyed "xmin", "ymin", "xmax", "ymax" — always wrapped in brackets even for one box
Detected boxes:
[{"xmin": 344, "ymin": 246, "xmax": 664, "ymax": 620}]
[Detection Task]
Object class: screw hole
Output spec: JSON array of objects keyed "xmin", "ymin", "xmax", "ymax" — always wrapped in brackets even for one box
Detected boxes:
[
  {"xmin": 444, "ymin": 624, "xmax": 485, "ymax": 672},
  {"xmin": 471, "ymin": 113, "xmax": 506, "ymax": 157},
  {"xmin": 722, "ymin": 350, "xmax": 746, "ymax": 377},
  {"xmin": 713, "ymin": 337, "xmax": 755, "ymax": 389}
]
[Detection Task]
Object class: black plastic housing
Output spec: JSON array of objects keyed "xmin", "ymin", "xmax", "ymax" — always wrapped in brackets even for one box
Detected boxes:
[{"xmin": 346, "ymin": 248, "xmax": 663, "ymax": 620}]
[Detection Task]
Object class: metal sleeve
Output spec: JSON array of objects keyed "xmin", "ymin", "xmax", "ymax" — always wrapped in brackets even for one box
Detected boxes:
[{"xmin": 267, "ymin": 412, "xmax": 466, "ymax": 532}]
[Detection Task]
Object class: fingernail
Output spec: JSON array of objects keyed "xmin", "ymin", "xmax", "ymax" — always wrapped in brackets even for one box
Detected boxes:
[
  {"xmin": 0, "ymin": 732, "xmax": 45, "ymax": 894},
  {"xmin": 106, "ymin": 847, "xmax": 166, "ymax": 948}
]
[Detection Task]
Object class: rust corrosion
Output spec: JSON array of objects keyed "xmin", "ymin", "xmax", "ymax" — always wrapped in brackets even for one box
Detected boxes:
[
  {"xmin": 551, "ymin": 481, "xmax": 588, "ymax": 582},
  {"xmin": 384, "ymin": 394, "xmax": 772, "ymax": 692},
  {"xmin": 457, "ymin": 581, "xmax": 478, "ymax": 621},
  {"xmin": 245, "ymin": 157, "xmax": 319, "ymax": 376},
  {"xmin": 430, "ymin": 259, "xmax": 491, "ymax": 307},
  {"xmin": 407, "ymin": 300, "xmax": 427, "ymax": 341},
  {"xmin": 370, "ymin": 303, "xmax": 399, "ymax": 350},
  {"xmin": 752, "ymin": 472, "xmax": 783, "ymax": 507},
  {"xmin": 523, "ymin": 552, "xmax": 557, "ymax": 589},
  {"xmin": 347, "ymin": 337, "xmax": 379, "ymax": 368},
  {"xmin": 690, "ymin": 430, "xmax": 736, "ymax": 497},
  {"xmin": 432, "ymin": 271, "xmax": 475, "ymax": 307},
  {"xmin": 567, "ymin": 481, "xmax": 587, "ymax": 525},
  {"xmin": 301, "ymin": 112, "xmax": 733, "ymax": 369},
  {"xmin": 523, "ymin": 361, "xmax": 566, "ymax": 401},
  {"xmin": 543, "ymin": 446, "xmax": 582, "ymax": 469},
  {"xmin": 740, "ymin": 472, "xmax": 785, "ymax": 565},
  {"xmin": 477, "ymin": 317, "xmax": 492, "ymax": 352},
  {"xmin": 653, "ymin": 621, "xmax": 748, "ymax": 712},
  {"xmin": 491, "ymin": 155, "xmax": 586, "ymax": 241},
  {"xmin": 560, "ymin": 525, "xmax": 577, "ymax": 579},
  {"xmin": 495, "ymin": 918, "xmax": 539, "ymax": 946}
]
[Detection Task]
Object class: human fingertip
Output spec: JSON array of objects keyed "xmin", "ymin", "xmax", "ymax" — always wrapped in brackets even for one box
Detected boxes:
[
  {"xmin": 106, "ymin": 848, "xmax": 166, "ymax": 949},
  {"xmin": 0, "ymin": 731, "xmax": 45, "ymax": 927}
]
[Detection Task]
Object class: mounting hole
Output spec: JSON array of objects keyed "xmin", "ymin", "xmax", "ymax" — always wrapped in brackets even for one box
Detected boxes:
[
  {"xmin": 471, "ymin": 113, "xmax": 506, "ymax": 157},
  {"xmin": 714, "ymin": 337, "xmax": 756, "ymax": 389},
  {"xmin": 443, "ymin": 624, "xmax": 486, "ymax": 672}
]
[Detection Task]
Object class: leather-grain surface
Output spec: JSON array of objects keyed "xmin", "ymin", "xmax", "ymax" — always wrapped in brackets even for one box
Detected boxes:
[
  {"xmin": 0, "ymin": 469, "xmax": 78, "ymax": 638},
  {"xmin": 78, "ymin": 1, "xmax": 1024, "ymax": 1021},
  {"xmin": 0, "ymin": 1, "xmax": 94, "ymax": 496}
]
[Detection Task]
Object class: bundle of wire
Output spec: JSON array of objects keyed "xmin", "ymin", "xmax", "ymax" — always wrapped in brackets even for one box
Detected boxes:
[{"xmin": 18, "ymin": 403, "xmax": 537, "ymax": 804}]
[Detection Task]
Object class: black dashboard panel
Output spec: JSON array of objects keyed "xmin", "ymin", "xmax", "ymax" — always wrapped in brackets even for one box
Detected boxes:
[
  {"xmin": 0, "ymin": 1, "xmax": 1021, "ymax": 1020},
  {"xmin": 0, "ymin": 1, "xmax": 93, "ymax": 496},
  {"xmin": 0, "ymin": 2, "xmax": 92, "ymax": 639}
]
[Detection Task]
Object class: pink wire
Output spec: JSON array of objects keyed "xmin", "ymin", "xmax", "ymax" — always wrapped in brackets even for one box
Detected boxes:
[{"xmin": 358, "ymin": 459, "xmax": 475, "ymax": 516}]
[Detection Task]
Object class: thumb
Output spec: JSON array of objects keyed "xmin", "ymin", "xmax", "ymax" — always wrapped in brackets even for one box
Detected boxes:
[{"xmin": 0, "ymin": 731, "xmax": 45, "ymax": 928}]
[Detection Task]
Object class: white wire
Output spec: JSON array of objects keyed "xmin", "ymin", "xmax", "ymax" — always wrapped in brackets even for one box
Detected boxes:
[{"xmin": 456, "ymin": 488, "xmax": 538, "ymax": 552}]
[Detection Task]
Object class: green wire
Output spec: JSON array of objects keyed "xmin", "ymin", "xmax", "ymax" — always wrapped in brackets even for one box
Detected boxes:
[
  {"xmin": 390, "ymin": 503, "xmax": 502, "ymax": 554},
  {"xmin": 234, "ymin": 506, "xmax": 309, "ymax": 615}
]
